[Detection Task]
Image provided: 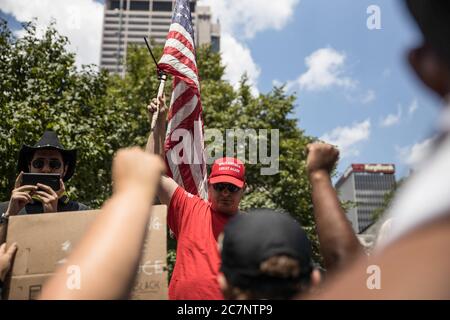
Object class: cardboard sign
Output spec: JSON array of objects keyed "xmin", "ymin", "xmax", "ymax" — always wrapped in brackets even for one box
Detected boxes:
[{"xmin": 3, "ymin": 206, "xmax": 168, "ymax": 300}]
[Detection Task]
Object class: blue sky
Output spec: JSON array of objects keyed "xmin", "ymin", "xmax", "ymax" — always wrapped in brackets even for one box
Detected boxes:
[
  {"xmin": 237, "ymin": 0, "xmax": 440, "ymax": 179},
  {"xmin": 0, "ymin": 0, "xmax": 442, "ymax": 180}
]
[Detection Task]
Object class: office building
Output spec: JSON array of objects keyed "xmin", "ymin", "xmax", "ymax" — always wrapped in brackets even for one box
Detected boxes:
[
  {"xmin": 100, "ymin": 0, "xmax": 221, "ymax": 74},
  {"xmin": 336, "ymin": 163, "xmax": 396, "ymax": 233}
]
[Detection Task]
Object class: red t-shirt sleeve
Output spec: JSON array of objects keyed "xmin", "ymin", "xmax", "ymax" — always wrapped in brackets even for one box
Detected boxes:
[{"xmin": 168, "ymin": 186, "xmax": 196, "ymax": 238}]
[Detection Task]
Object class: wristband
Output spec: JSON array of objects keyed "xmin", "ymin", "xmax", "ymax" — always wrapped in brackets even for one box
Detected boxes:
[{"xmin": 0, "ymin": 212, "xmax": 8, "ymax": 224}]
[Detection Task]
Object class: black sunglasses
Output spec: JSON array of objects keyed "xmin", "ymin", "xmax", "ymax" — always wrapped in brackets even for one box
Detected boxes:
[
  {"xmin": 31, "ymin": 159, "xmax": 62, "ymax": 170},
  {"xmin": 213, "ymin": 183, "xmax": 241, "ymax": 193}
]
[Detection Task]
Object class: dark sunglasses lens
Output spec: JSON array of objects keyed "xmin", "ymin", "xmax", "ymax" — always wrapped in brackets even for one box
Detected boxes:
[
  {"xmin": 214, "ymin": 183, "xmax": 240, "ymax": 192},
  {"xmin": 32, "ymin": 159, "xmax": 44, "ymax": 169},
  {"xmin": 49, "ymin": 160, "xmax": 62, "ymax": 169}
]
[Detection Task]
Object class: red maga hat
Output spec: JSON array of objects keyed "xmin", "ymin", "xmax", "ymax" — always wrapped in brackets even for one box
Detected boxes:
[{"xmin": 209, "ymin": 157, "xmax": 245, "ymax": 188}]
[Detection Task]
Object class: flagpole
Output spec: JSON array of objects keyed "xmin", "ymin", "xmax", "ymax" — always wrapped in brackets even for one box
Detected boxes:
[
  {"xmin": 144, "ymin": 37, "xmax": 167, "ymax": 132},
  {"xmin": 149, "ymin": 72, "xmax": 167, "ymax": 131}
]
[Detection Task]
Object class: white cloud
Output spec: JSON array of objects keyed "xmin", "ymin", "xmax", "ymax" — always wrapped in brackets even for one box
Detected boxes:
[
  {"xmin": 344, "ymin": 89, "xmax": 376, "ymax": 105},
  {"xmin": 361, "ymin": 90, "xmax": 376, "ymax": 104},
  {"xmin": 288, "ymin": 48, "xmax": 357, "ymax": 92},
  {"xmin": 199, "ymin": 0, "xmax": 300, "ymax": 39},
  {"xmin": 320, "ymin": 119, "xmax": 371, "ymax": 158},
  {"xmin": 221, "ymin": 34, "xmax": 261, "ymax": 96},
  {"xmin": 397, "ymin": 136, "xmax": 436, "ymax": 169},
  {"xmin": 380, "ymin": 107, "xmax": 402, "ymax": 127},
  {"xmin": 272, "ymin": 79, "xmax": 284, "ymax": 87},
  {"xmin": 199, "ymin": 0, "xmax": 300, "ymax": 93},
  {"xmin": 408, "ymin": 99, "xmax": 419, "ymax": 116},
  {"xmin": 2, "ymin": 0, "xmax": 299, "ymax": 92},
  {"xmin": 1, "ymin": 0, "xmax": 103, "ymax": 68}
]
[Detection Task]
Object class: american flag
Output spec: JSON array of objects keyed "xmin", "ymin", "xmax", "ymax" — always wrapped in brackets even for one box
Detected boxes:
[{"xmin": 158, "ymin": 0, "xmax": 208, "ymax": 199}]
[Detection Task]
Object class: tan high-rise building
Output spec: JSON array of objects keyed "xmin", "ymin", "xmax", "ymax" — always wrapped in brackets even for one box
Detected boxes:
[
  {"xmin": 335, "ymin": 164, "xmax": 396, "ymax": 234},
  {"xmin": 100, "ymin": 0, "xmax": 220, "ymax": 75}
]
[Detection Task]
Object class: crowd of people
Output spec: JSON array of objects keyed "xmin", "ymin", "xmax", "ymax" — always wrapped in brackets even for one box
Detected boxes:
[{"xmin": 0, "ymin": 0, "xmax": 449, "ymax": 300}]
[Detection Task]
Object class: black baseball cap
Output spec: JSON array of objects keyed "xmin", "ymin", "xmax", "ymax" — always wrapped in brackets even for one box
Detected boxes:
[{"xmin": 220, "ymin": 209, "xmax": 314, "ymax": 290}]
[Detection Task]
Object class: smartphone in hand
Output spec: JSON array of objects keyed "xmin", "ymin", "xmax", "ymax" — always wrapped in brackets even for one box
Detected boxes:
[{"xmin": 21, "ymin": 173, "xmax": 61, "ymax": 191}]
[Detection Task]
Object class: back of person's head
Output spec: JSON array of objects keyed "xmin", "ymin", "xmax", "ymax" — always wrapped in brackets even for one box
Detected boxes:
[
  {"xmin": 404, "ymin": 1, "xmax": 450, "ymax": 99},
  {"xmin": 219, "ymin": 208, "xmax": 318, "ymax": 300},
  {"xmin": 405, "ymin": 0, "xmax": 450, "ymax": 68}
]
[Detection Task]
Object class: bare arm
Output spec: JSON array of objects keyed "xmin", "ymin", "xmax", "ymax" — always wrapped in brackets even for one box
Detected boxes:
[
  {"xmin": 40, "ymin": 148, "xmax": 164, "ymax": 300},
  {"xmin": 306, "ymin": 214, "xmax": 450, "ymax": 299},
  {"xmin": 306, "ymin": 143, "xmax": 364, "ymax": 271},
  {"xmin": 0, "ymin": 242, "xmax": 17, "ymax": 283},
  {"xmin": 145, "ymin": 96, "xmax": 168, "ymax": 158},
  {"xmin": 145, "ymin": 96, "xmax": 179, "ymax": 206},
  {"xmin": 1, "ymin": 173, "xmax": 37, "ymax": 243}
]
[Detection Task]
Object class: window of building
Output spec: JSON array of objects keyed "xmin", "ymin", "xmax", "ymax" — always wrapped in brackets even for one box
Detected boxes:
[
  {"xmin": 128, "ymin": 20, "xmax": 149, "ymax": 25},
  {"xmin": 109, "ymin": 0, "xmax": 127, "ymax": 10},
  {"xmin": 103, "ymin": 33, "xmax": 119, "ymax": 38},
  {"xmin": 152, "ymin": 21, "xmax": 169, "ymax": 26},
  {"xmin": 101, "ymin": 60, "xmax": 118, "ymax": 66},
  {"xmin": 103, "ymin": 40, "xmax": 120, "ymax": 45},
  {"xmin": 152, "ymin": 15, "xmax": 171, "ymax": 19},
  {"xmin": 102, "ymin": 53, "xmax": 118, "ymax": 59},
  {"xmin": 127, "ymin": 34, "xmax": 147, "ymax": 39},
  {"xmin": 152, "ymin": 1, "xmax": 172, "ymax": 12},
  {"xmin": 128, "ymin": 27, "xmax": 149, "ymax": 32},
  {"xmin": 102, "ymin": 46, "xmax": 125, "ymax": 52},
  {"xmin": 104, "ymin": 27, "xmax": 119, "ymax": 31},
  {"xmin": 128, "ymin": 14, "xmax": 149, "ymax": 18},
  {"xmin": 130, "ymin": 1, "xmax": 150, "ymax": 11},
  {"xmin": 211, "ymin": 36, "xmax": 220, "ymax": 52},
  {"xmin": 151, "ymin": 27, "xmax": 169, "ymax": 32}
]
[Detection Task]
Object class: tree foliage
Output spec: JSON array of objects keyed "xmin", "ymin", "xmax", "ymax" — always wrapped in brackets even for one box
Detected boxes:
[
  {"xmin": 1, "ymin": 20, "xmax": 115, "ymax": 208},
  {"xmin": 0, "ymin": 20, "xmax": 327, "ymax": 263}
]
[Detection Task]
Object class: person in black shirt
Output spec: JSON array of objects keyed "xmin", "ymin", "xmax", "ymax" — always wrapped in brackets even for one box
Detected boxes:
[{"xmin": 0, "ymin": 131, "xmax": 89, "ymax": 221}]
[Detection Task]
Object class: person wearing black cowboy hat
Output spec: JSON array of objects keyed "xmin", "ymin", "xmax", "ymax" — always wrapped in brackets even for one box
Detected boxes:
[{"xmin": 0, "ymin": 131, "xmax": 89, "ymax": 221}]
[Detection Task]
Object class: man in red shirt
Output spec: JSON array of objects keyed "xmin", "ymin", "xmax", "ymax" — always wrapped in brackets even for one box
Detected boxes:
[{"xmin": 146, "ymin": 97, "xmax": 246, "ymax": 300}]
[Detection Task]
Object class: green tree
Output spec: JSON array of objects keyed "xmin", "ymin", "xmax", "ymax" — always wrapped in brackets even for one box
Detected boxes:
[
  {"xmin": 114, "ymin": 44, "xmax": 324, "ymax": 269},
  {"xmin": 0, "ymin": 19, "xmax": 333, "ymax": 269},
  {"xmin": 201, "ymin": 72, "xmax": 319, "ymax": 258},
  {"xmin": 0, "ymin": 20, "xmax": 156, "ymax": 208}
]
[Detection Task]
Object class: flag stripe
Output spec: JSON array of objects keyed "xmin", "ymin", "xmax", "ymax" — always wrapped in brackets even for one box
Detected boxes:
[
  {"xmin": 165, "ymin": 31, "xmax": 196, "ymax": 60},
  {"xmin": 158, "ymin": 0, "xmax": 207, "ymax": 198},
  {"xmin": 167, "ymin": 23, "xmax": 195, "ymax": 51},
  {"xmin": 178, "ymin": 163, "xmax": 199, "ymax": 194},
  {"xmin": 160, "ymin": 46, "xmax": 198, "ymax": 76},
  {"xmin": 168, "ymin": 85, "xmax": 196, "ymax": 120},
  {"xmin": 166, "ymin": 94, "xmax": 198, "ymax": 140},
  {"xmin": 166, "ymin": 150, "xmax": 185, "ymax": 188},
  {"xmin": 158, "ymin": 62, "xmax": 200, "ymax": 92},
  {"xmin": 169, "ymin": 80, "xmax": 188, "ymax": 108}
]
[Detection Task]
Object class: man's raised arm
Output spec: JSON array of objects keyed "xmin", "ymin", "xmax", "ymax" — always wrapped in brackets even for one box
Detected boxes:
[
  {"xmin": 306, "ymin": 143, "xmax": 364, "ymax": 271},
  {"xmin": 145, "ymin": 96, "xmax": 179, "ymax": 205}
]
